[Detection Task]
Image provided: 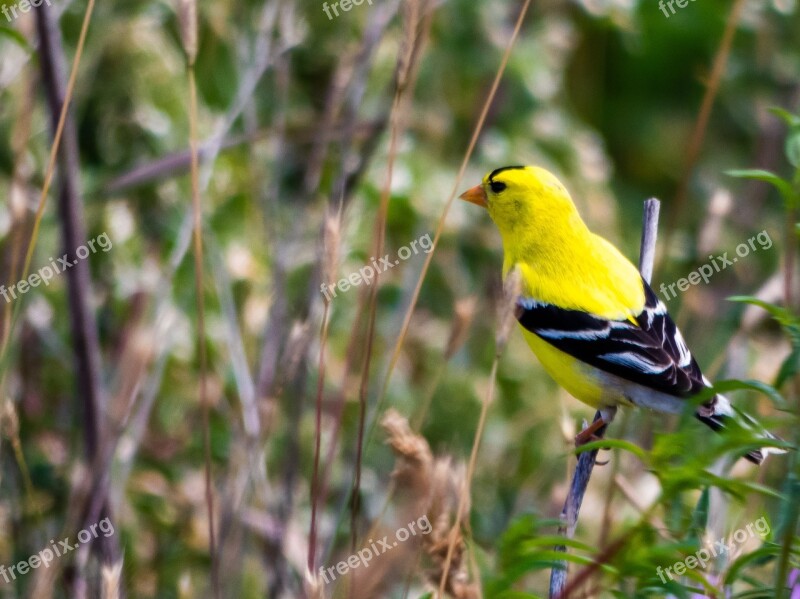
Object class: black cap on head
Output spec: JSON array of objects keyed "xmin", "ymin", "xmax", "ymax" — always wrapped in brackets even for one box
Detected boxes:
[{"xmin": 488, "ymin": 165, "xmax": 525, "ymax": 181}]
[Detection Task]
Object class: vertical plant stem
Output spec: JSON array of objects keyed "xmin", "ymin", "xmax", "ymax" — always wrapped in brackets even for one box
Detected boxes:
[
  {"xmin": 437, "ymin": 358, "xmax": 498, "ymax": 597},
  {"xmin": 0, "ymin": 0, "xmax": 96, "ymax": 403},
  {"xmin": 187, "ymin": 64, "xmax": 220, "ymax": 599},
  {"xmin": 438, "ymin": 272, "xmax": 520, "ymax": 597},
  {"xmin": 309, "ymin": 302, "xmax": 331, "ymax": 574},
  {"xmin": 548, "ymin": 199, "xmax": 660, "ymax": 598},
  {"xmin": 35, "ymin": 5, "xmax": 120, "ymax": 598},
  {"xmin": 350, "ymin": 0, "xmax": 426, "ymax": 551},
  {"xmin": 370, "ymin": 0, "xmax": 533, "ymax": 449},
  {"xmin": 548, "ymin": 413, "xmax": 609, "ymax": 598}
]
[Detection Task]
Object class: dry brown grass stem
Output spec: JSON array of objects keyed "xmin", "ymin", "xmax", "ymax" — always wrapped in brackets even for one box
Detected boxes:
[
  {"xmin": 1, "ymin": 74, "xmax": 35, "ymax": 355},
  {"xmin": 0, "ymin": 0, "xmax": 96, "ymax": 370},
  {"xmin": 186, "ymin": 24, "xmax": 220, "ymax": 594},
  {"xmin": 437, "ymin": 269, "xmax": 521, "ymax": 597},
  {"xmin": 373, "ymin": 0, "xmax": 534, "ymax": 444},
  {"xmin": 1, "ymin": 398, "xmax": 35, "ymax": 507},
  {"xmin": 352, "ymin": 0, "xmax": 430, "ymax": 550},
  {"xmin": 613, "ymin": 474, "xmax": 668, "ymax": 531},
  {"xmin": 309, "ymin": 211, "xmax": 341, "ymax": 573}
]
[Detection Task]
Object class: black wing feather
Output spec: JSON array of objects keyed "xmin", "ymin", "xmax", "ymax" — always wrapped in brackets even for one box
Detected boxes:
[{"xmin": 516, "ymin": 278, "xmax": 705, "ymax": 398}]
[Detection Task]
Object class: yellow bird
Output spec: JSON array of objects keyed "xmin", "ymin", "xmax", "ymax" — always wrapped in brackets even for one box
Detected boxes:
[{"xmin": 460, "ymin": 165, "xmax": 781, "ymax": 464}]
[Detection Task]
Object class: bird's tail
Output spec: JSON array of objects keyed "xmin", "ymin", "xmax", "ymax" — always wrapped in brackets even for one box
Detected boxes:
[{"xmin": 695, "ymin": 394, "xmax": 786, "ymax": 465}]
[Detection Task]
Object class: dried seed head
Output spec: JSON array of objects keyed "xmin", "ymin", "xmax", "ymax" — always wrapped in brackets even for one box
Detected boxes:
[
  {"xmin": 382, "ymin": 408, "xmax": 433, "ymax": 484},
  {"xmin": 175, "ymin": 0, "xmax": 198, "ymax": 65},
  {"xmin": 380, "ymin": 409, "xmax": 478, "ymax": 598}
]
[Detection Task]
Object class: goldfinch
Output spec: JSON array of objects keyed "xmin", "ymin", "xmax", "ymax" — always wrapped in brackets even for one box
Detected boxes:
[{"xmin": 460, "ymin": 165, "xmax": 782, "ymax": 464}]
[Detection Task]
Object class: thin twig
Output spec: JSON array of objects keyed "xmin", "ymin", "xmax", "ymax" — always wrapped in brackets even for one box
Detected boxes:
[
  {"xmin": 189, "ymin": 66, "xmax": 220, "ymax": 599},
  {"xmin": 548, "ymin": 198, "xmax": 660, "ymax": 598},
  {"xmin": 1, "ymin": 0, "xmax": 96, "ymax": 363},
  {"xmin": 34, "ymin": 3, "xmax": 120, "ymax": 597},
  {"xmin": 351, "ymin": 0, "xmax": 428, "ymax": 553},
  {"xmin": 366, "ymin": 0, "xmax": 534, "ymax": 456},
  {"xmin": 437, "ymin": 270, "xmax": 521, "ymax": 598},
  {"xmin": 179, "ymin": 5, "xmax": 221, "ymax": 590}
]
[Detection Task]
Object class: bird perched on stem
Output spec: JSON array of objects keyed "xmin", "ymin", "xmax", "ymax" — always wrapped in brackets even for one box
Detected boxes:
[{"xmin": 460, "ymin": 165, "xmax": 782, "ymax": 464}]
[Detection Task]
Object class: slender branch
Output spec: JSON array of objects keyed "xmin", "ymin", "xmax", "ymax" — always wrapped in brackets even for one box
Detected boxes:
[
  {"xmin": 351, "ymin": 0, "xmax": 427, "ymax": 552},
  {"xmin": 548, "ymin": 198, "xmax": 660, "ymax": 599},
  {"xmin": 188, "ymin": 61, "xmax": 221, "ymax": 599},
  {"xmin": 639, "ymin": 200, "xmax": 661, "ymax": 285},
  {"xmin": 33, "ymin": 4, "xmax": 122, "ymax": 598}
]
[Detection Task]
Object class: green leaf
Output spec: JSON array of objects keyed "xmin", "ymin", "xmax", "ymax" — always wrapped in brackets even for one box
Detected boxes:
[
  {"xmin": 786, "ymin": 129, "xmax": 800, "ymax": 169},
  {"xmin": 728, "ymin": 296, "xmax": 797, "ymax": 327},
  {"xmin": 689, "ymin": 488, "xmax": 710, "ymax": 540},
  {"xmin": 0, "ymin": 25, "xmax": 30, "ymax": 50},
  {"xmin": 724, "ymin": 544, "xmax": 780, "ymax": 584},
  {"xmin": 520, "ymin": 536, "xmax": 596, "ymax": 552},
  {"xmin": 574, "ymin": 438, "xmax": 648, "ymax": 461},
  {"xmin": 729, "ymin": 297, "xmax": 800, "ymax": 389},
  {"xmin": 769, "ymin": 107, "xmax": 800, "ymax": 128},
  {"xmin": 775, "ymin": 345, "xmax": 800, "ymax": 389},
  {"xmin": 726, "ymin": 169, "xmax": 794, "ymax": 205},
  {"xmin": 706, "ymin": 379, "xmax": 787, "ymax": 410}
]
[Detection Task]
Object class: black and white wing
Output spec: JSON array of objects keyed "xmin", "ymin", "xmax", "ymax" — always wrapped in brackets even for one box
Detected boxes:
[
  {"xmin": 517, "ymin": 278, "xmax": 780, "ymax": 464},
  {"xmin": 516, "ymin": 278, "xmax": 705, "ymax": 398}
]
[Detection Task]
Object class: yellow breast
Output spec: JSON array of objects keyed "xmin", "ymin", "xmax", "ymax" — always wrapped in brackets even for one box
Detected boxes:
[{"xmin": 521, "ymin": 328, "xmax": 607, "ymax": 408}]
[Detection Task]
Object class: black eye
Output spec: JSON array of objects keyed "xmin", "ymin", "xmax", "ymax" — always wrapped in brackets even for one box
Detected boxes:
[{"xmin": 490, "ymin": 181, "xmax": 506, "ymax": 193}]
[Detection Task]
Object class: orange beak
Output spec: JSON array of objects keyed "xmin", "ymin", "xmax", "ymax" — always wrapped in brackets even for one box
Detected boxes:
[{"xmin": 459, "ymin": 184, "xmax": 488, "ymax": 208}]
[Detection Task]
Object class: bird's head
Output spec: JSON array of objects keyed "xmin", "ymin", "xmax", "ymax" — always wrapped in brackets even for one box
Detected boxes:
[{"xmin": 460, "ymin": 166, "xmax": 583, "ymax": 240}]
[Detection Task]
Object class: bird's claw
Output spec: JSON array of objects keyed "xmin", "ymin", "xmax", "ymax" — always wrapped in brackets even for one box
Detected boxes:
[{"xmin": 574, "ymin": 417, "xmax": 607, "ymax": 447}]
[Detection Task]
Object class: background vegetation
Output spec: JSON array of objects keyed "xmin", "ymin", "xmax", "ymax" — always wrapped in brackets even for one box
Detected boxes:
[{"xmin": 0, "ymin": 0, "xmax": 799, "ymax": 597}]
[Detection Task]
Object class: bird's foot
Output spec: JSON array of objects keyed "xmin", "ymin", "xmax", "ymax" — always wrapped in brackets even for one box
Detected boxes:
[
  {"xmin": 574, "ymin": 417, "xmax": 607, "ymax": 447},
  {"xmin": 575, "ymin": 417, "xmax": 612, "ymax": 465}
]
